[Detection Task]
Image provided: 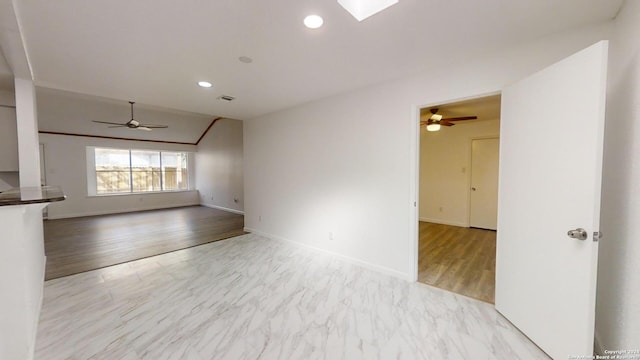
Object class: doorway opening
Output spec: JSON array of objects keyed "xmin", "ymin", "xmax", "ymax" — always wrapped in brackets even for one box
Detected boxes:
[{"xmin": 416, "ymin": 94, "xmax": 501, "ymax": 303}]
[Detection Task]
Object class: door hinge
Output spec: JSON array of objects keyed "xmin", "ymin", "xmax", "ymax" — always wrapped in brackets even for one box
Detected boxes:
[
  {"xmin": 413, "ymin": 202, "xmax": 416, "ymax": 207},
  {"xmin": 593, "ymin": 231, "xmax": 602, "ymax": 242}
]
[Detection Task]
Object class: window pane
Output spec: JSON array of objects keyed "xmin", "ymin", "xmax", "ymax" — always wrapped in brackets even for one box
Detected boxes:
[
  {"xmin": 95, "ymin": 148, "xmax": 131, "ymax": 194},
  {"xmin": 161, "ymin": 152, "xmax": 188, "ymax": 190},
  {"xmin": 131, "ymin": 150, "xmax": 161, "ymax": 192}
]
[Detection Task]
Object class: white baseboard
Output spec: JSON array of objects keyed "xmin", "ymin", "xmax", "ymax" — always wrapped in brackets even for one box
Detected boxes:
[
  {"xmin": 419, "ymin": 217, "xmax": 468, "ymax": 227},
  {"xmin": 200, "ymin": 203, "xmax": 244, "ymax": 215},
  {"xmin": 244, "ymin": 227, "xmax": 412, "ymax": 282},
  {"xmin": 47, "ymin": 202, "xmax": 200, "ymax": 219}
]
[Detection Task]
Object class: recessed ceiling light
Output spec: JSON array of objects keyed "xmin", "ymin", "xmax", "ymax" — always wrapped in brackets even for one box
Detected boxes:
[
  {"xmin": 304, "ymin": 15, "xmax": 323, "ymax": 29},
  {"xmin": 197, "ymin": 81, "xmax": 212, "ymax": 88},
  {"xmin": 239, "ymin": 56, "xmax": 253, "ymax": 64}
]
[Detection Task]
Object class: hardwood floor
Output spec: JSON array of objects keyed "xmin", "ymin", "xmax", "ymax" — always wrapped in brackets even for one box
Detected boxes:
[
  {"xmin": 418, "ymin": 222, "xmax": 496, "ymax": 303},
  {"xmin": 43, "ymin": 206, "xmax": 246, "ymax": 280}
]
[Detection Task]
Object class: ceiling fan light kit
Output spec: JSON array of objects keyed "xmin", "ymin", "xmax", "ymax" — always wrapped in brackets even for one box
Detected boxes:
[
  {"xmin": 92, "ymin": 101, "xmax": 169, "ymax": 131},
  {"xmin": 421, "ymin": 108, "xmax": 478, "ymax": 132},
  {"xmin": 337, "ymin": 0, "xmax": 398, "ymax": 21},
  {"xmin": 426, "ymin": 123, "xmax": 441, "ymax": 132}
]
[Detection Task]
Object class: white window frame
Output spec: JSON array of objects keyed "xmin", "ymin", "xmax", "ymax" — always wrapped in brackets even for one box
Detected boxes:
[{"xmin": 87, "ymin": 146, "xmax": 193, "ymax": 196}]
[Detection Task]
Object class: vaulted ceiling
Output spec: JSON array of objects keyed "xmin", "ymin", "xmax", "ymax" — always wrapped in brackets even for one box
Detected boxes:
[
  {"xmin": 37, "ymin": 88, "xmax": 213, "ymax": 143},
  {"xmin": 5, "ymin": 0, "xmax": 624, "ymax": 120}
]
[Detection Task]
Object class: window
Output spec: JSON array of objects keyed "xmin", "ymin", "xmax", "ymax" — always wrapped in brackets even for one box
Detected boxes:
[
  {"xmin": 91, "ymin": 147, "xmax": 190, "ymax": 195},
  {"xmin": 131, "ymin": 150, "xmax": 162, "ymax": 192},
  {"xmin": 95, "ymin": 148, "xmax": 132, "ymax": 194},
  {"xmin": 161, "ymin": 152, "xmax": 188, "ymax": 191}
]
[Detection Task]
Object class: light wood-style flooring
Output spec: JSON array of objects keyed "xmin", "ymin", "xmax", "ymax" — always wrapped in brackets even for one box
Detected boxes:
[
  {"xmin": 418, "ymin": 222, "xmax": 496, "ymax": 303},
  {"xmin": 43, "ymin": 206, "xmax": 245, "ymax": 280}
]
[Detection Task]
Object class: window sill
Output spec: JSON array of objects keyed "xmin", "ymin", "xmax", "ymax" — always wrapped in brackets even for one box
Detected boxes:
[{"xmin": 87, "ymin": 189, "xmax": 196, "ymax": 198}]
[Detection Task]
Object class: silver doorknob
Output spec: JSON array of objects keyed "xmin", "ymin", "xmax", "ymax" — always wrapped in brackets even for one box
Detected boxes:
[{"xmin": 567, "ymin": 228, "xmax": 588, "ymax": 240}]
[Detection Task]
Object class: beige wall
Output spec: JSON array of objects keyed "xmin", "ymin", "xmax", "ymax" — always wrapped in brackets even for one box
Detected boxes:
[
  {"xmin": 195, "ymin": 118, "xmax": 244, "ymax": 214},
  {"xmin": 40, "ymin": 133, "xmax": 198, "ymax": 219},
  {"xmin": 419, "ymin": 119, "xmax": 500, "ymax": 226}
]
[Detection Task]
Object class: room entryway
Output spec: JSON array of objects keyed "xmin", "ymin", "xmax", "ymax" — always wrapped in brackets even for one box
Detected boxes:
[
  {"xmin": 413, "ymin": 41, "xmax": 608, "ymax": 358},
  {"xmin": 43, "ymin": 205, "xmax": 246, "ymax": 279},
  {"xmin": 417, "ymin": 94, "xmax": 500, "ymax": 303}
]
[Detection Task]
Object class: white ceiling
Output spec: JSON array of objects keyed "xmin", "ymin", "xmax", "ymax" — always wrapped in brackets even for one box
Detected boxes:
[{"xmin": 14, "ymin": 0, "xmax": 623, "ymax": 120}]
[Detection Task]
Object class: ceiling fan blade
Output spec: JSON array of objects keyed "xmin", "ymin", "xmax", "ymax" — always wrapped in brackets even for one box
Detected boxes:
[
  {"xmin": 141, "ymin": 124, "xmax": 168, "ymax": 129},
  {"xmin": 441, "ymin": 116, "xmax": 478, "ymax": 121},
  {"xmin": 108, "ymin": 125, "xmax": 127, "ymax": 128},
  {"xmin": 137, "ymin": 126, "xmax": 153, "ymax": 131},
  {"xmin": 93, "ymin": 120, "xmax": 126, "ymax": 126},
  {"xmin": 440, "ymin": 121, "xmax": 455, "ymax": 126}
]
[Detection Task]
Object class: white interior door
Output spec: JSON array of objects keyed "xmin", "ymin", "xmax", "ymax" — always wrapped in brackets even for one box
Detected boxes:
[
  {"xmin": 469, "ymin": 137, "xmax": 499, "ymax": 230},
  {"xmin": 496, "ymin": 41, "xmax": 607, "ymax": 359}
]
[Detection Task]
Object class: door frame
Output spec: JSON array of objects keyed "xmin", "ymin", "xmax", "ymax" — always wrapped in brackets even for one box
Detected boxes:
[
  {"xmin": 409, "ymin": 90, "xmax": 501, "ymax": 282},
  {"xmin": 467, "ymin": 136, "xmax": 500, "ymax": 229}
]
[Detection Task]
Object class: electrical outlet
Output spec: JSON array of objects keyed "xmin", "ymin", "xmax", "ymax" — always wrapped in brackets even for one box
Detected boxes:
[
  {"xmin": 439, "ymin": 206, "xmax": 443, "ymax": 212},
  {"xmin": 329, "ymin": 232, "xmax": 334, "ymax": 240}
]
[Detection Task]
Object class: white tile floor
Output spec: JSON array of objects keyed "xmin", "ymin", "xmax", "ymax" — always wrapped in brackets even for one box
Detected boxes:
[{"xmin": 35, "ymin": 234, "xmax": 550, "ymax": 359}]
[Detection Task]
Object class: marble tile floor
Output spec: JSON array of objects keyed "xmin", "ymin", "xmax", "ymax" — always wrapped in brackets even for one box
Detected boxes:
[{"xmin": 35, "ymin": 234, "xmax": 550, "ymax": 360}]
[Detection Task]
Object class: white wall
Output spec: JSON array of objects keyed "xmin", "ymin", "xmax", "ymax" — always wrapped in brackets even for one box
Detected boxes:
[
  {"xmin": 244, "ymin": 22, "xmax": 611, "ymax": 279},
  {"xmin": 0, "ymin": 204, "xmax": 48, "ymax": 360},
  {"xmin": 0, "ymin": 89, "xmax": 15, "ymax": 105},
  {"xmin": 195, "ymin": 118, "xmax": 244, "ymax": 214},
  {"xmin": 0, "ymin": 4, "xmax": 45, "ymax": 355},
  {"xmin": 15, "ymin": 79, "xmax": 41, "ymax": 187},
  {"xmin": 0, "ymin": 106, "xmax": 19, "ymax": 172},
  {"xmin": 419, "ymin": 119, "xmax": 499, "ymax": 226},
  {"xmin": 35, "ymin": 88, "xmax": 211, "ymax": 219},
  {"xmin": 39, "ymin": 133, "xmax": 199, "ymax": 219},
  {"xmin": 596, "ymin": 0, "xmax": 640, "ymax": 352},
  {"xmin": 0, "ymin": 172, "xmax": 19, "ymax": 191},
  {"xmin": 0, "ymin": 90, "xmax": 19, "ymax": 188}
]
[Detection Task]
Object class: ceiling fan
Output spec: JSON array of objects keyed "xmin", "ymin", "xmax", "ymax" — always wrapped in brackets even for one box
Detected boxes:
[
  {"xmin": 92, "ymin": 101, "xmax": 168, "ymax": 131},
  {"xmin": 420, "ymin": 108, "xmax": 477, "ymax": 131}
]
